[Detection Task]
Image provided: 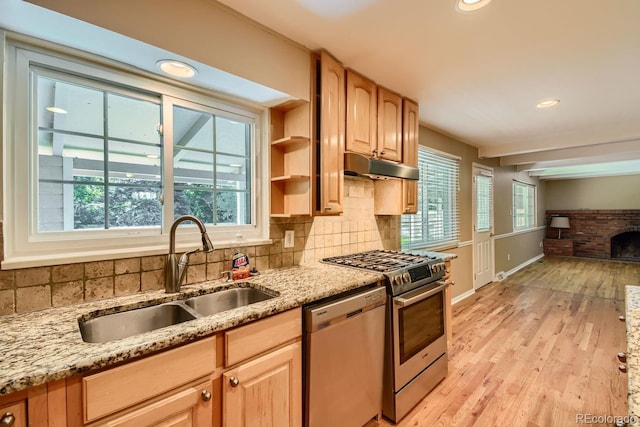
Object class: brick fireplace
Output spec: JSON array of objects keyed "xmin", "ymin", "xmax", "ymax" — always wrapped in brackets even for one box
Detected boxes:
[{"xmin": 545, "ymin": 210, "xmax": 640, "ymax": 260}]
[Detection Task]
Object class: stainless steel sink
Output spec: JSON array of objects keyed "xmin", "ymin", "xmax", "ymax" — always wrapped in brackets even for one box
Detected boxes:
[
  {"xmin": 78, "ymin": 285, "xmax": 279, "ymax": 343},
  {"xmin": 185, "ymin": 286, "xmax": 278, "ymax": 316},
  {"xmin": 79, "ymin": 302, "xmax": 197, "ymax": 343}
]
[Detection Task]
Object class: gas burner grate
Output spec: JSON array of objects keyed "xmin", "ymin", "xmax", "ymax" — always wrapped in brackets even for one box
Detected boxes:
[{"xmin": 323, "ymin": 250, "xmax": 435, "ymax": 273}]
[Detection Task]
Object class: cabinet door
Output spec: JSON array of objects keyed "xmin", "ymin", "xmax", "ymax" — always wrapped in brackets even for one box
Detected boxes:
[
  {"xmin": 402, "ymin": 99, "xmax": 419, "ymax": 167},
  {"xmin": 402, "ymin": 180, "xmax": 418, "ymax": 214},
  {"xmin": 346, "ymin": 70, "xmax": 377, "ymax": 156},
  {"xmin": 223, "ymin": 342, "xmax": 301, "ymax": 427},
  {"xmin": 377, "ymin": 87, "xmax": 402, "ymax": 162},
  {"xmin": 0, "ymin": 401, "xmax": 27, "ymax": 427},
  {"xmin": 318, "ymin": 51, "xmax": 345, "ymax": 215},
  {"xmin": 103, "ymin": 379, "xmax": 214, "ymax": 427}
]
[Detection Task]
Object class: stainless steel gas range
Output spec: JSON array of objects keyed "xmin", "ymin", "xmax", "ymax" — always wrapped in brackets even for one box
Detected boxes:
[{"xmin": 323, "ymin": 250, "xmax": 449, "ymax": 423}]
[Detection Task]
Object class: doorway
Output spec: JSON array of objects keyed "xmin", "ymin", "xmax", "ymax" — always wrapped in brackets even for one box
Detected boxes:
[{"xmin": 473, "ymin": 164, "xmax": 494, "ymax": 289}]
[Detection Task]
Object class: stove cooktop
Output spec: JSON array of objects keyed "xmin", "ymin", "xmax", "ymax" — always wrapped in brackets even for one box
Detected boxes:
[
  {"xmin": 323, "ymin": 250, "xmax": 446, "ymax": 295},
  {"xmin": 323, "ymin": 250, "xmax": 436, "ymax": 273}
]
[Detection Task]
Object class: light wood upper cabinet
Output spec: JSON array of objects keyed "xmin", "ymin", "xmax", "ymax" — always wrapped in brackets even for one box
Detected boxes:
[
  {"xmin": 402, "ymin": 98, "xmax": 419, "ymax": 214},
  {"xmin": 313, "ymin": 51, "xmax": 345, "ymax": 215},
  {"xmin": 346, "ymin": 70, "xmax": 377, "ymax": 156},
  {"xmin": 377, "ymin": 87, "xmax": 403, "ymax": 162},
  {"xmin": 402, "ymin": 99, "xmax": 419, "ymax": 167}
]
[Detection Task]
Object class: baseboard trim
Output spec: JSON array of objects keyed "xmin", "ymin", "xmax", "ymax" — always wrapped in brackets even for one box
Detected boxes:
[
  {"xmin": 504, "ymin": 253, "xmax": 545, "ymax": 278},
  {"xmin": 452, "ymin": 289, "xmax": 475, "ymax": 305}
]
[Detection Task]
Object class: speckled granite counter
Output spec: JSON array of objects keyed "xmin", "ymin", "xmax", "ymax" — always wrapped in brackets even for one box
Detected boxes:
[
  {"xmin": 626, "ymin": 285, "xmax": 640, "ymax": 425},
  {"xmin": 0, "ymin": 262, "xmax": 383, "ymax": 396}
]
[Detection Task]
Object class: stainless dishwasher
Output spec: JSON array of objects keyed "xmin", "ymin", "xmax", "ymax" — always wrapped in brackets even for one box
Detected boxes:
[{"xmin": 304, "ymin": 285, "xmax": 386, "ymax": 427}]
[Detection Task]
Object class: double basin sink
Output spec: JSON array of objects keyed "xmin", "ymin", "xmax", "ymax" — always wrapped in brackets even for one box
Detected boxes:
[{"xmin": 79, "ymin": 285, "xmax": 278, "ymax": 343}]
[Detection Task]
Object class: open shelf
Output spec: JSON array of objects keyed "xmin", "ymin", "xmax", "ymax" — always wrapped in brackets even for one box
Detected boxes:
[{"xmin": 269, "ymin": 101, "xmax": 312, "ymax": 216}]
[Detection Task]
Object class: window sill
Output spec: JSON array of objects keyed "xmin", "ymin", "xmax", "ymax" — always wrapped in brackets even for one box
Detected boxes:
[{"xmin": 1, "ymin": 238, "xmax": 273, "ymax": 270}]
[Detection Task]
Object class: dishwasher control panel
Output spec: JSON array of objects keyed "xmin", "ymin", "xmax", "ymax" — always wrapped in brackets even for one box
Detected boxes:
[{"xmin": 304, "ymin": 286, "xmax": 386, "ymax": 332}]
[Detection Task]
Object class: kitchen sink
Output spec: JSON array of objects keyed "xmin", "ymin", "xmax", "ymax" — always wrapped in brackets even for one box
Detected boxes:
[
  {"xmin": 184, "ymin": 286, "xmax": 278, "ymax": 316},
  {"xmin": 79, "ymin": 302, "xmax": 197, "ymax": 343},
  {"xmin": 78, "ymin": 284, "xmax": 279, "ymax": 343}
]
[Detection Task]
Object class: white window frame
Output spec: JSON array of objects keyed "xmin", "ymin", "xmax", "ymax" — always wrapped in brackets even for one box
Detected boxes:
[
  {"xmin": 3, "ymin": 39, "xmax": 270, "ymax": 269},
  {"xmin": 401, "ymin": 147, "xmax": 460, "ymax": 251},
  {"xmin": 512, "ymin": 180, "xmax": 536, "ymax": 232}
]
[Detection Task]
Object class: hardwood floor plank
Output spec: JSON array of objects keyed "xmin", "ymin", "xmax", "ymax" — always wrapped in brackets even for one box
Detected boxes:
[{"xmin": 376, "ymin": 256, "xmax": 639, "ymax": 426}]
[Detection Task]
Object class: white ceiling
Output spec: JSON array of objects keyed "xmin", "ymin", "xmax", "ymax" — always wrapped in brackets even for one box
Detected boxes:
[
  {"xmin": 217, "ymin": 0, "xmax": 640, "ymax": 179},
  {"xmin": 2, "ymin": 0, "xmax": 640, "ymax": 179}
]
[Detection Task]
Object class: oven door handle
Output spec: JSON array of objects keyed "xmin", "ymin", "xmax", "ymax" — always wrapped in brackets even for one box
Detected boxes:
[{"xmin": 394, "ymin": 281, "xmax": 448, "ymax": 307}]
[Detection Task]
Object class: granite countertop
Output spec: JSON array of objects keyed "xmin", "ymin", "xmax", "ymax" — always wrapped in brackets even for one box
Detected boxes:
[
  {"xmin": 626, "ymin": 285, "xmax": 640, "ymax": 425},
  {"xmin": 0, "ymin": 262, "xmax": 383, "ymax": 396}
]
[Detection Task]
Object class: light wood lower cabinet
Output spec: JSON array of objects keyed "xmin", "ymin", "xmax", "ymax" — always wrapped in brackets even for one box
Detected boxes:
[
  {"xmin": 222, "ymin": 342, "xmax": 301, "ymax": 427},
  {"xmin": 0, "ymin": 400, "xmax": 27, "ymax": 427},
  {"xmin": 99, "ymin": 379, "xmax": 213, "ymax": 427}
]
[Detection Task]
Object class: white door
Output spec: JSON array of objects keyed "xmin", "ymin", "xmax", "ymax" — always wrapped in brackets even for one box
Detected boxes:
[{"xmin": 473, "ymin": 165, "xmax": 494, "ymax": 289}]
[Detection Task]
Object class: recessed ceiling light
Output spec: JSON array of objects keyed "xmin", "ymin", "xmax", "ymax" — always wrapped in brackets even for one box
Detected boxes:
[
  {"xmin": 229, "ymin": 163, "xmax": 243, "ymax": 168},
  {"xmin": 536, "ymin": 99, "xmax": 560, "ymax": 109},
  {"xmin": 156, "ymin": 60, "xmax": 197, "ymax": 78},
  {"xmin": 456, "ymin": 0, "xmax": 492, "ymax": 12},
  {"xmin": 146, "ymin": 154, "xmax": 160, "ymax": 159},
  {"xmin": 46, "ymin": 106, "xmax": 67, "ymax": 114}
]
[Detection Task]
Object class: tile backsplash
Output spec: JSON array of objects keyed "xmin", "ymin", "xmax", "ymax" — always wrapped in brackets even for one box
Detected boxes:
[{"xmin": 0, "ymin": 177, "xmax": 400, "ymax": 315}]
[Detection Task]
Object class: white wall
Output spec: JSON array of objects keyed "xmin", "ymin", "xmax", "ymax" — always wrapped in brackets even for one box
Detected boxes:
[{"xmin": 26, "ymin": 0, "xmax": 311, "ymax": 101}]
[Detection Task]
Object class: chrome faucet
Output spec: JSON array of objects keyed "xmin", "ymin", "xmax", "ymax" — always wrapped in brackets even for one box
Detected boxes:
[{"xmin": 166, "ymin": 215, "xmax": 214, "ymax": 293}]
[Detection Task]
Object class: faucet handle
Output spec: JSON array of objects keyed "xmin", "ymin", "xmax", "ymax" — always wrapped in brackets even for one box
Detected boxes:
[{"xmin": 221, "ymin": 270, "xmax": 234, "ymax": 283}]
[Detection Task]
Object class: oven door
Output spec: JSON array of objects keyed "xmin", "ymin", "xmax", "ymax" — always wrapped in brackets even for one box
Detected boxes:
[{"xmin": 392, "ymin": 281, "xmax": 448, "ymax": 388}]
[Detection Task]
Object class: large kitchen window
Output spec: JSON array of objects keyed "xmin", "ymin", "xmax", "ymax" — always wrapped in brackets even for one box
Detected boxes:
[
  {"xmin": 401, "ymin": 147, "xmax": 460, "ymax": 250},
  {"xmin": 4, "ymin": 42, "xmax": 267, "ymax": 267},
  {"xmin": 512, "ymin": 181, "xmax": 536, "ymax": 231}
]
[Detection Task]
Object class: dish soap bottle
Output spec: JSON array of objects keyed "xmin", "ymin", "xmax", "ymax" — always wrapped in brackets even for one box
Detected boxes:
[{"xmin": 231, "ymin": 233, "xmax": 250, "ymax": 280}]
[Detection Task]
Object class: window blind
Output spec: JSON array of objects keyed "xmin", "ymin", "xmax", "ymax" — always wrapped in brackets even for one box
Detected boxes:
[{"xmin": 401, "ymin": 147, "xmax": 459, "ymax": 250}]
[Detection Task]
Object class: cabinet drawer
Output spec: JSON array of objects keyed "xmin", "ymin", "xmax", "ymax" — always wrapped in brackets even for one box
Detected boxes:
[
  {"xmin": 83, "ymin": 336, "xmax": 215, "ymax": 423},
  {"xmin": 225, "ymin": 308, "xmax": 301, "ymax": 367}
]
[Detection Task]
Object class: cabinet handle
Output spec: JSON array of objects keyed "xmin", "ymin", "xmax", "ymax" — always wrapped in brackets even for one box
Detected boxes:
[
  {"xmin": 1, "ymin": 412, "xmax": 15, "ymax": 427},
  {"xmin": 201, "ymin": 390, "xmax": 212, "ymax": 402},
  {"xmin": 619, "ymin": 364, "xmax": 628, "ymax": 373},
  {"xmin": 618, "ymin": 352, "xmax": 627, "ymax": 363},
  {"xmin": 229, "ymin": 377, "xmax": 240, "ymax": 387},
  {"xmin": 380, "ymin": 151, "xmax": 386, "ymax": 155},
  {"xmin": 324, "ymin": 206, "xmax": 332, "ymax": 211},
  {"xmin": 619, "ymin": 315, "xmax": 626, "ymax": 322}
]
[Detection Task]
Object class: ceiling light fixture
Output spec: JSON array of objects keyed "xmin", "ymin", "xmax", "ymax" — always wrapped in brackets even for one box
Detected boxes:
[
  {"xmin": 536, "ymin": 99, "xmax": 560, "ymax": 109},
  {"xmin": 46, "ymin": 106, "xmax": 67, "ymax": 114},
  {"xmin": 146, "ymin": 154, "xmax": 160, "ymax": 159},
  {"xmin": 456, "ymin": 0, "xmax": 492, "ymax": 12},
  {"xmin": 156, "ymin": 60, "xmax": 197, "ymax": 78}
]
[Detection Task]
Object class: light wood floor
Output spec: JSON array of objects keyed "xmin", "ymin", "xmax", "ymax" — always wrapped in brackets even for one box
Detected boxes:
[{"xmin": 377, "ymin": 256, "xmax": 640, "ymax": 427}]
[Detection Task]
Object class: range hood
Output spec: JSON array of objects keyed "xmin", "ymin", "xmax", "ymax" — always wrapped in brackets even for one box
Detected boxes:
[{"xmin": 344, "ymin": 152, "xmax": 419, "ymax": 180}]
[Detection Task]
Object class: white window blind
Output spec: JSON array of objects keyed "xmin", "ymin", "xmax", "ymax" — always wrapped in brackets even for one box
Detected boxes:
[
  {"xmin": 401, "ymin": 147, "xmax": 459, "ymax": 250},
  {"xmin": 512, "ymin": 181, "xmax": 535, "ymax": 231},
  {"xmin": 476, "ymin": 173, "xmax": 493, "ymax": 232}
]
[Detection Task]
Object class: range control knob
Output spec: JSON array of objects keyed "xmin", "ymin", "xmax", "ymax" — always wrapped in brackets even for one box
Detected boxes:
[
  {"xmin": 394, "ymin": 275, "xmax": 403, "ymax": 286},
  {"xmin": 402, "ymin": 273, "xmax": 411, "ymax": 283}
]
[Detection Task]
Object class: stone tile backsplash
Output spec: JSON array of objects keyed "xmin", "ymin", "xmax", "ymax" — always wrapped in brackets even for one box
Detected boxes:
[{"xmin": 0, "ymin": 177, "xmax": 400, "ymax": 315}]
